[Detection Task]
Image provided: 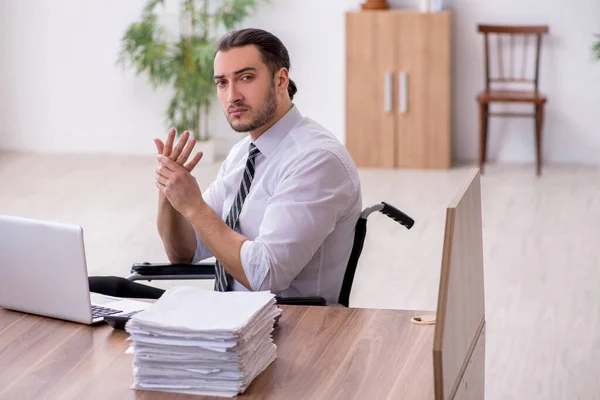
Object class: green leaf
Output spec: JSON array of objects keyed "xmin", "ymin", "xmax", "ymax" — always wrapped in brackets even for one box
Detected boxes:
[
  {"xmin": 214, "ymin": 0, "xmax": 266, "ymax": 31},
  {"xmin": 117, "ymin": 13, "xmax": 173, "ymax": 88},
  {"xmin": 143, "ymin": 0, "xmax": 166, "ymax": 13},
  {"xmin": 593, "ymin": 34, "xmax": 600, "ymax": 61}
]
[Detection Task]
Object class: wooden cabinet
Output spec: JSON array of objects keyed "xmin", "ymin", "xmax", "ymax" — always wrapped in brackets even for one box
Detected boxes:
[{"xmin": 345, "ymin": 10, "xmax": 451, "ymax": 169}]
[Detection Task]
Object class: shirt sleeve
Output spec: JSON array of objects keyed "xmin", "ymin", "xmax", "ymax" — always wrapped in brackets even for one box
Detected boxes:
[
  {"xmin": 239, "ymin": 149, "xmax": 358, "ymax": 292},
  {"xmin": 191, "ymin": 159, "xmax": 228, "ymax": 263}
]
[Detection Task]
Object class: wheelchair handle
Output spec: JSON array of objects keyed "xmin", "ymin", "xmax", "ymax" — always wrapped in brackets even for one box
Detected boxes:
[
  {"xmin": 381, "ymin": 201, "xmax": 414, "ymax": 229},
  {"xmin": 360, "ymin": 202, "xmax": 414, "ymax": 229}
]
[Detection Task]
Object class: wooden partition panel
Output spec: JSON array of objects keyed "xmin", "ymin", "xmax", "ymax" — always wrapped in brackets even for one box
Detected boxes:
[
  {"xmin": 433, "ymin": 169, "xmax": 486, "ymax": 399},
  {"xmin": 454, "ymin": 325, "xmax": 486, "ymax": 399}
]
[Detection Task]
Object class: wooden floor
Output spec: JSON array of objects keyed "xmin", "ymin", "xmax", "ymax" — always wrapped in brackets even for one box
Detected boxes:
[{"xmin": 1, "ymin": 151, "xmax": 599, "ymax": 399}]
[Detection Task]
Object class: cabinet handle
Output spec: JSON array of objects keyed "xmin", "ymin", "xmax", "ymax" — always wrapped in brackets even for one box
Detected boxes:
[
  {"xmin": 384, "ymin": 71, "xmax": 392, "ymax": 114},
  {"xmin": 399, "ymin": 71, "xmax": 408, "ymax": 114}
]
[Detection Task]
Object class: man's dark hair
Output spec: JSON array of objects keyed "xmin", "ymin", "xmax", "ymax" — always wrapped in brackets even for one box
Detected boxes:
[{"xmin": 215, "ymin": 28, "xmax": 298, "ymax": 100}]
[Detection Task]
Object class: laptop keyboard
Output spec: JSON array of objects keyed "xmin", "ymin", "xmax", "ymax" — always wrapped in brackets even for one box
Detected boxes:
[
  {"xmin": 91, "ymin": 304, "xmax": 123, "ymax": 319},
  {"xmin": 118, "ymin": 310, "xmax": 142, "ymax": 318}
]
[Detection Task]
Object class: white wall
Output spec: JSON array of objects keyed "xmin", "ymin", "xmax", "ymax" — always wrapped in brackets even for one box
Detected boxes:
[
  {"xmin": 0, "ymin": 0, "xmax": 178, "ymax": 155},
  {"xmin": 1, "ymin": 0, "xmax": 599, "ymax": 164}
]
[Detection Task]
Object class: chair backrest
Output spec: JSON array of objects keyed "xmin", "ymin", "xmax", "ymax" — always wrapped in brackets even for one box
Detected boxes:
[
  {"xmin": 433, "ymin": 169, "xmax": 486, "ymax": 399},
  {"xmin": 477, "ymin": 24, "xmax": 549, "ymax": 92}
]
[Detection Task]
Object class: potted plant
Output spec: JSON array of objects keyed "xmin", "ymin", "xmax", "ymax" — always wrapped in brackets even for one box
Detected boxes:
[
  {"xmin": 594, "ymin": 34, "xmax": 600, "ymax": 61},
  {"xmin": 117, "ymin": 0, "xmax": 264, "ymax": 163}
]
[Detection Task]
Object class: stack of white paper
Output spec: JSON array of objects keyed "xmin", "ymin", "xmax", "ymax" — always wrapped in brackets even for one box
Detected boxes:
[{"xmin": 124, "ymin": 286, "xmax": 282, "ymax": 397}]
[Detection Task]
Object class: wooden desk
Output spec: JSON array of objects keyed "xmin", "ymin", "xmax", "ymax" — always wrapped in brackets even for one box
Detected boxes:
[{"xmin": 0, "ymin": 305, "xmax": 435, "ymax": 400}]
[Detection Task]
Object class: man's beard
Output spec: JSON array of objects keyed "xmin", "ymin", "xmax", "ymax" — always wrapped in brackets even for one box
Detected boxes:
[{"xmin": 227, "ymin": 85, "xmax": 278, "ymax": 133}]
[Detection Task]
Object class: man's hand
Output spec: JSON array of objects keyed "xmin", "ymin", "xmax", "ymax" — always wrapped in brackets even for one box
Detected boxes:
[
  {"xmin": 154, "ymin": 130, "xmax": 202, "ymax": 264},
  {"xmin": 154, "ymin": 128, "xmax": 203, "ymax": 171},
  {"xmin": 155, "ymin": 155, "xmax": 206, "ymax": 219},
  {"xmin": 154, "ymin": 129, "xmax": 203, "ymax": 210}
]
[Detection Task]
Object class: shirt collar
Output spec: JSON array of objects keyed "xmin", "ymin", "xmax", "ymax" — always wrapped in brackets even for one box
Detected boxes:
[{"xmin": 251, "ymin": 104, "xmax": 302, "ymax": 158}]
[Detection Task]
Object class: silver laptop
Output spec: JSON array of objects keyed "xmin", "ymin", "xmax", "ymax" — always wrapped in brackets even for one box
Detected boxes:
[{"xmin": 0, "ymin": 214, "xmax": 150, "ymax": 324}]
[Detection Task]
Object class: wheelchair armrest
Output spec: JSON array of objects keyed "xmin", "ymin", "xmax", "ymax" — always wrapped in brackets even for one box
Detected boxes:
[
  {"xmin": 130, "ymin": 264, "xmax": 327, "ymax": 306},
  {"xmin": 131, "ymin": 262, "xmax": 216, "ymax": 276},
  {"xmin": 275, "ymin": 296, "xmax": 327, "ymax": 306}
]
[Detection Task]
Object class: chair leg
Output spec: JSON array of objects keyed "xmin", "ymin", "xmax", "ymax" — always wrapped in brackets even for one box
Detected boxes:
[
  {"xmin": 535, "ymin": 104, "xmax": 544, "ymax": 176},
  {"xmin": 479, "ymin": 102, "xmax": 489, "ymax": 173}
]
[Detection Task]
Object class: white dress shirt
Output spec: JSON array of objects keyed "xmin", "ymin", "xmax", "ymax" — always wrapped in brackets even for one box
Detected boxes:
[{"xmin": 192, "ymin": 105, "xmax": 362, "ymax": 305}]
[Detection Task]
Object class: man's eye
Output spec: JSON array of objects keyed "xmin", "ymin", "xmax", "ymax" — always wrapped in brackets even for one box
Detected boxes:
[
  {"xmin": 241, "ymin": 75, "xmax": 253, "ymax": 81},
  {"xmin": 215, "ymin": 81, "xmax": 225, "ymax": 87}
]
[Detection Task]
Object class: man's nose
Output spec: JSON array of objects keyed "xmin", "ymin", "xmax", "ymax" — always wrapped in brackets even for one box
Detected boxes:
[{"xmin": 226, "ymin": 83, "xmax": 242, "ymax": 104}]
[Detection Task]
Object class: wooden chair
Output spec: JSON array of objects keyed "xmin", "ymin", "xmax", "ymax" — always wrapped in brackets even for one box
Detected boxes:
[{"xmin": 476, "ymin": 25, "xmax": 549, "ymax": 176}]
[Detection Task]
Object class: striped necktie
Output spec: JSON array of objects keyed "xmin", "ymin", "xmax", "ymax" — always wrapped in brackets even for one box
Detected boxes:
[{"xmin": 214, "ymin": 143, "xmax": 261, "ymax": 292}]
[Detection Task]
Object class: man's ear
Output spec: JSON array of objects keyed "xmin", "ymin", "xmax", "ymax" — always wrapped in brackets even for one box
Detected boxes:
[{"xmin": 275, "ymin": 67, "xmax": 289, "ymax": 94}]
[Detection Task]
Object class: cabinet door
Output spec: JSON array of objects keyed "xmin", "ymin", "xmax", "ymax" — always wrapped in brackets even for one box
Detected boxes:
[
  {"xmin": 395, "ymin": 11, "xmax": 451, "ymax": 169},
  {"xmin": 345, "ymin": 11, "xmax": 396, "ymax": 168}
]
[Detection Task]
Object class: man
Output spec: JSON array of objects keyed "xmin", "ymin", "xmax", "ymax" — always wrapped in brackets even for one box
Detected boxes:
[{"xmin": 90, "ymin": 28, "xmax": 361, "ymax": 305}]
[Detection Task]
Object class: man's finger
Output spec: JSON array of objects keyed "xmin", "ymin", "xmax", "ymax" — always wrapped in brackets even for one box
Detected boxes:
[
  {"xmin": 185, "ymin": 151, "xmax": 204, "ymax": 172},
  {"xmin": 154, "ymin": 139, "xmax": 165, "ymax": 155},
  {"xmin": 157, "ymin": 155, "xmax": 183, "ymax": 172},
  {"xmin": 177, "ymin": 137, "xmax": 196, "ymax": 165},
  {"xmin": 156, "ymin": 174, "xmax": 169, "ymax": 186},
  {"xmin": 163, "ymin": 128, "xmax": 176, "ymax": 157},
  {"xmin": 170, "ymin": 130, "xmax": 190, "ymax": 161},
  {"xmin": 156, "ymin": 165, "xmax": 173, "ymax": 178},
  {"xmin": 155, "ymin": 180, "xmax": 166, "ymax": 191}
]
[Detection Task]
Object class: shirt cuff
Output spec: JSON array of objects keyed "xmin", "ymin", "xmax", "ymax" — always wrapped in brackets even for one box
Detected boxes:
[
  {"xmin": 191, "ymin": 229, "xmax": 212, "ymax": 263},
  {"xmin": 240, "ymin": 240, "xmax": 270, "ymax": 291}
]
